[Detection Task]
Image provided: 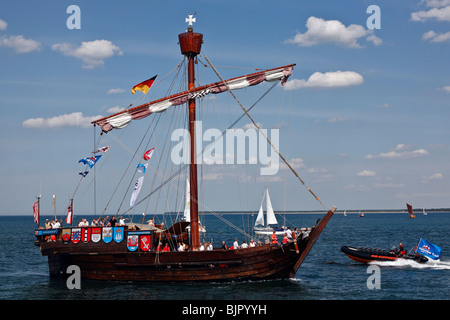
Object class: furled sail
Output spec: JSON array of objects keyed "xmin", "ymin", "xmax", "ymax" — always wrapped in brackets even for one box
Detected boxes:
[{"xmin": 92, "ymin": 64, "xmax": 294, "ymax": 133}]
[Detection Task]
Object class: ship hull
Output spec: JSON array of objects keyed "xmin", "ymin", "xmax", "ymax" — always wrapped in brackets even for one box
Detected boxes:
[
  {"xmin": 37, "ymin": 208, "xmax": 335, "ymax": 282},
  {"xmin": 41, "ymin": 241, "xmax": 303, "ymax": 282}
]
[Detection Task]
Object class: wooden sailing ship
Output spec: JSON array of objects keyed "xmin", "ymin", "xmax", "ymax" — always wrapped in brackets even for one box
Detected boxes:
[{"xmin": 35, "ymin": 17, "xmax": 335, "ymax": 282}]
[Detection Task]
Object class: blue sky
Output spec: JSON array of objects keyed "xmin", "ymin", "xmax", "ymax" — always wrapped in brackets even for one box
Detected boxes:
[{"xmin": 1, "ymin": 0, "xmax": 449, "ymax": 216}]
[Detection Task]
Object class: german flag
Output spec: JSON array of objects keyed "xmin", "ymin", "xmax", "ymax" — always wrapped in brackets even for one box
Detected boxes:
[{"xmin": 131, "ymin": 75, "xmax": 157, "ymax": 94}]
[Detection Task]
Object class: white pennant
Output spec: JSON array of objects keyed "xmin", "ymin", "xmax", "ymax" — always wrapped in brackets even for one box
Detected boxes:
[{"xmin": 130, "ymin": 176, "xmax": 144, "ymax": 208}]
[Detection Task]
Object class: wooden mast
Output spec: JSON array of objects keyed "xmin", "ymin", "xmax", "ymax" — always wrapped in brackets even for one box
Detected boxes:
[{"xmin": 178, "ymin": 15, "xmax": 203, "ymax": 250}]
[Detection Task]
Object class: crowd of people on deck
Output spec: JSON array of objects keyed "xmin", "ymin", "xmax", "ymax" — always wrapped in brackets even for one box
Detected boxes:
[
  {"xmin": 43, "ymin": 215, "xmax": 131, "ymax": 229},
  {"xmin": 42, "ymin": 215, "xmax": 310, "ymax": 252},
  {"xmin": 158, "ymin": 226, "xmax": 310, "ymax": 252}
]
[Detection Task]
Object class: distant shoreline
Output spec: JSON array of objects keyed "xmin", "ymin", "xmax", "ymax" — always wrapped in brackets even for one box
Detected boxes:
[{"xmin": 2, "ymin": 209, "xmax": 450, "ymax": 216}]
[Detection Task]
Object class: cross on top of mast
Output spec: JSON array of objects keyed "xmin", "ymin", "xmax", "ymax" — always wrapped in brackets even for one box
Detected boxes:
[{"xmin": 186, "ymin": 14, "xmax": 196, "ymax": 27}]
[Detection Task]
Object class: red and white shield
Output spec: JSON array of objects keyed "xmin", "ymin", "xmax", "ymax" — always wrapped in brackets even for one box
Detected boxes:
[
  {"xmin": 62, "ymin": 229, "xmax": 71, "ymax": 244},
  {"xmin": 81, "ymin": 227, "xmax": 91, "ymax": 243},
  {"xmin": 91, "ymin": 227, "xmax": 102, "ymax": 243},
  {"xmin": 140, "ymin": 235, "xmax": 151, "ymax": 251},
  {"xmin": 71, "ymin": 228, "xmax": 81, "ymax": 244}
]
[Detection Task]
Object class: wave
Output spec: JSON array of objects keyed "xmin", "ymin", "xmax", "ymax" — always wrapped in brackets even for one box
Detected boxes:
[{"xmin": 369, "ymin": 258, "xmax": 450, "ymax": 270}]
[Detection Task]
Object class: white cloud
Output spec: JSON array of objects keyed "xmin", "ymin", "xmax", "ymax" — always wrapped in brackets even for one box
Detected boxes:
[
  {"xmin": 22, "ymin": 112, "xmax": 102, "ymax": 129},
  {"xmin": 0, "ymin": 19, "xmax": 7, "ymax": 31},
  {"xmin": 328, "ymin": 117, "xmax": 346, "ymax": 123},
  {"xmin": 358, "ymin": 170, "xmax": 376, "ymax": 177},
  {"xmin": 279, "ymin": 158, "xmax": 306, "ymax": 170},
  {"xmin": 374, "ymin": 182, "xmax": 404, "ymax": 188},
  {"xmin": 422, "ymin": 30, "xmax": 450, "ymax": 42},
  {"xmin": 107, "ymin": 88, "xmax": 125, "ymax": 94},
  {"xmin": 411, "ymin": 5, "xmax": 450, "ymax": 22},
  {"xmin": 52, "ymin": 39, "xmax": 123, "ymax": 69},
  {"xmin": 422, "ymin": 172, "xmax": 443, "ymax": 183},
  {"xmin": 285, "ymin": 16, "xmax": 382, "ymax": 48},
  {"xmin": 375, "ymin": 103, "xmax": 390, "ymax": 109},
  {"xmin": 421, "ymin": 0, "xmax": 450, "ymax": 8},
  {"xmin": 440, "ymin": 85, "xmax": 450, "ymax": 92},
  {"xmin": 0, "ymin": 35, "xmax": 41, "ymax": 53},
  {"xmin": 365, "ymin": 144, "xmax": 429, "ymax": 159},
  {"xmin": 107, "ymin": 106, "xmax": 125, "ymax": 114},
  {"xmin": 284, "ymin": 70, "xmax": 364, "ymax": 90},
  {"xmin": 394, "ymin": 144, "xmax": 408, "ymax": 150}
]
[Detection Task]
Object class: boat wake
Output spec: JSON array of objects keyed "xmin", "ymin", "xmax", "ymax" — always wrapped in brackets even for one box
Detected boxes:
[{"xmin": 369, "ymin": 258, "xmax": 450, "ymax": 270}]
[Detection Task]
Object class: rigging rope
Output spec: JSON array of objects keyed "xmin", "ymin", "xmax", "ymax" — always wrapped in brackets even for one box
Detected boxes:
[
  {"xmin": 202, "ymin": 52, "xmax": 328, "ymax": 211},
  {"xmin": 119, "ymin": 80, "xmax": 279, "ymax": 217}
]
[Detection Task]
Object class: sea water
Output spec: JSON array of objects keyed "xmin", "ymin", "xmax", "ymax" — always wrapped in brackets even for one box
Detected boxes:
[{"xmin": 0, "ymin": 213, "xmax": 448, "ymax": 300}]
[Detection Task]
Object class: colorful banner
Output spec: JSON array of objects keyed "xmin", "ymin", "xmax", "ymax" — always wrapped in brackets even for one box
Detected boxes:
[
  {"xmin": 81, "ymin": 227, "xmax": 91, "ymax": 243},
  {"xmin": 140, "ymin": 235, "xmax": 151, "ymax": 251},
  {"xmin": 127, "ymin": 235, "xmax": 139, "ymax": 251},
  {"xmin": 71, "ymin": 228, "xmax": 81, "ymax": 244},
  {"xmin": 102, "ymin": 227, "xmax": 113, "ymax": 243},
  {"xmin": 62, "ymin": 229, "xmax": 71, "ymax": 244},
  {"xmin": 113, "ymin": 227, "xmax": 124, "ymax": 243},
  {"xmin": 91, "ymin": 227, "xmax": 102, "ymax": 243}
]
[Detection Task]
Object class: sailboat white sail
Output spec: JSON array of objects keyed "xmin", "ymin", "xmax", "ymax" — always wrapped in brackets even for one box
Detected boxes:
[{"xmin": 254, "ymin": 188, "xmax": 284, "ymax": 235}]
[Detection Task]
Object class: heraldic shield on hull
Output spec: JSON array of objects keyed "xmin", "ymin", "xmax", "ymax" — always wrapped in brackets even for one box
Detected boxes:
[{"xmin": 34, "ymin": 17, "xmax": 336, "ymax": 283}]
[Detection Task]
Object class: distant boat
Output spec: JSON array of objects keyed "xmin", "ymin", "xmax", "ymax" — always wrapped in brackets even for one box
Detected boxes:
[
  {"xmin": 423, "ymin": 208, "xmax": 427, "ymax": 216},
  {"xmin": 407, "ymin": 203, "xmax": 415, "ymax": 218},
  {"xmin": 358, "ymin": 212, "xmax": 365, "ymax": 217},
  {"xmin": 343, "ymin": 210, "xmax": 347, "ymax": 217},
  {"xmin": 254, "ymin": 188, "xmax": 285, "ymax": 236}
]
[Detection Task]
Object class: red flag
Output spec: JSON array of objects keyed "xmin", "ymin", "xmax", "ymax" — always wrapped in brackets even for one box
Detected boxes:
[
  {"xmin": 131, "ymin": 75, "xmax": 157, "ymax": 95},
  {"xmin": 143, "ymin": 147, "xmax": 155, "ymax": 161},
  {"xmin": 33, "ymin": 199, "xmax": 39, "ymax": 225}
]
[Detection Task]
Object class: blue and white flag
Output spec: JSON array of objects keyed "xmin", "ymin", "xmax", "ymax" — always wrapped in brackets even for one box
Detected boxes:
[
  {"xmin": 79, "ymin": 171, "xmax": 89, "ymax": 177},
  {"xmin": 417, "ymin": 238, "xmax": 441, "ymax": 260},
  {"xmin": 79, "ymin": 155, "xmax": 102, "ymax": 168},
  {"xmin": 137, "ymin": 163, "xmax": 148, "ymax": 174}
]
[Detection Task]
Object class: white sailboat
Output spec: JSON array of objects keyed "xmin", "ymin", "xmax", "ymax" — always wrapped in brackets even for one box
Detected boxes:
[
  {"xmin": 183, "ymin": 178, "xmax": 206, "ymax": 233},
  {"xmin": 254, "ymin": 188, "xmax": 285, "ymax": 236}
]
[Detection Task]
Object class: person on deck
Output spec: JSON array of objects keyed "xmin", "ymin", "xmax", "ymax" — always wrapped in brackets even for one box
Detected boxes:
[
  {"xmin": 221, "ymin": 241, "xmax": 227, "ymax": 250},
  {"xmin": 286, "ymin": 227, "xmax": 293, "ymax": 240},
  {"xmin": 271, "ymin": 231, "xmax": 278, "ymax": 245},
  {"xmin": 163, "ymin": 243, "xmax": 171, "ymax": 252},
  {"xmin": 119, "ymin": 217, "xmax": 129, "ymax": 226}
]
